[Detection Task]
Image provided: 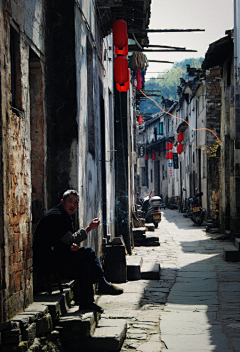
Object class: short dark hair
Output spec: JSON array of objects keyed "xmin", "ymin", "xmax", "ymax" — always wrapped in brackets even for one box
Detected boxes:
[{"xmin": 62, "ymin": 190, "xmax": 79, "ymax": 201}]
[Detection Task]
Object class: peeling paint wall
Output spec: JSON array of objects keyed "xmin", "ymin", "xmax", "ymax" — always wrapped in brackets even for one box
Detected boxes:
[{"xmin": 75, "ymin": 0, "xmax": 115, "ymax": 253}]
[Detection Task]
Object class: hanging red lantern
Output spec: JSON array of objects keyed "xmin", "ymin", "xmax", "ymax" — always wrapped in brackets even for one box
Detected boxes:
[
  {"xmin": 138, "ymin": 114, "xmax": 144, "ymax": 125},
  {"xmin": 113, "ymin": 20, "xmax": 128, "ymax": 49},
  {"xmin": 178, "ymin": 132, "xmax": 184, "ymax": 143},
  {"xmin": 166, "ymin": 142, "xmax": 173, "ymax": 151},
  {"xmin": 145, "ymin": 155, "xmax": 148, "ymax": 161},
  {"xmin": 152, "ymin": 153, "xmax": 156, "ymax": 160},
  {"xmin": 115, "ymin": 37, "xmax": 128, "ymax": 56},
  {"xmin": 169, "ymin": 152, "xmax": 173, "ymax": 159},
  {"xmin": 114, "ymin": 56, "xmax": 128, "ymax": 84},
  {"xmin": 136, "ymin": 68, "xmax": 142, "ymax": 90},
  {"xmin": 177, "ymin": 143, "xmax": 183, "ymax": 154},
  {"xmin": 166, "ymin": 152, "xmax": 170, "ymax": 159},
  {"xmin": 116, "ymin": 68, "xmax": 130, "ymax": 92}
]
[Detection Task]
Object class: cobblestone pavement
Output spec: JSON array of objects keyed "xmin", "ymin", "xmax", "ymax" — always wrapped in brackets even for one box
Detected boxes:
[{"xmin": 96, "ymin": 209, "xmax": 240, "ymax": 352}]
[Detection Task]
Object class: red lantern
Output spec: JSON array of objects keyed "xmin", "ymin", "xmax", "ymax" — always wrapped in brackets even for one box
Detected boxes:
[
  {"xmin": 113, "ymin": 20, "xmax": 128, "ymax": 49},
  {"xmin": 169, "ymin": 152, "xmax": 173, "ymax": 159},
  {"xmin": 115, "ymin": 38, "xmax": 128, "ymax": 56},
  {"xmin": 152, "ymin": 153, "xmax": 156, "ymax": 160},
  {"xmin": 166, "ymin": 142, "xmax": 173, "ymax": 151},
  {"xmin": 116, "ymin": 69, "xmax": 130, "ymax": 92},
  {"xmin": 138, "ymin": 114, "xmax": 144, "ymax": 125},
  {"xmin": 114, "ymin": 56, "xmax": 128, "ymax": 84},
  {"xmin": 166, "ymin": 152, "xmax": 170, "ymax": 159},
  {"xmin": 177, "ymin": 143, "xmax": 183, "ymax": 154},
  {"xmin": 178, "ymin": 132, "xmax": 184, "ymax": 143},
  {"xmin": 145, "ymin": 155, "xmax": 148, "ymax": 161}
]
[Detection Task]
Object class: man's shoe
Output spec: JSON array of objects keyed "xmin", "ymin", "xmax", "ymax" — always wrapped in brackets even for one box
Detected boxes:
[
  {"xmin": 98, "ymin": 282, "xmax": 124, "ymax": 295},
  {"xmin": 79, "ymin": 302, "xmax": 104, "ymax": 313}
]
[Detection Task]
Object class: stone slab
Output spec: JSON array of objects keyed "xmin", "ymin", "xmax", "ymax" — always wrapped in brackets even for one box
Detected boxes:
[
  {"xmin": 58, "ymin": 307, "xmax": 100, "ymax": 339},
  {"xmin": 126, "ymin": 255, "xmax": 143, "ymax": 280},
  {"xmin": 235, "ymin": 238, "xmax": 240, "ymax": 250},
  {"xmin": 68, "ymin": 318, "xmax": 127, "ymax": 351},
  {"xmin": 223, "ymin": 247, "xmax": 240, "ymax": 262},
  {"xmin": 145, "ymin": 223, "xmax": 155, "ymax": 231},
  {"xmin": 141, "ymin": 262, "xmax": 161, "ymax": 280}
]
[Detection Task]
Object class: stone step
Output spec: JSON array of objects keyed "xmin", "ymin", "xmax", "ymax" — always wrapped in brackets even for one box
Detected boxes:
[
  {"xmin": 235, "ymin": 238, "xmax": 240, "ymax": 251},
  {"xmin": 223, "ymin": 247, "xmax": 240, "ymax": 262},
  {"xmin": 33, "ymin": 280, "xmax": 75, "ymax": 322},
  {"xmin": 141, "ymin": 262, "xmax": 161, "ymax": 280},
  {"xmin": 58, "ymin": 308, "xmax": 126, "ymax": 351},
  {"xmin": 145, "ymin": 223, "xmax": 155, "ymax": 231},
  {"xmin": 126, "ymin": 256, "xmax": 161, "ymax": 280},
  {"xmin": 134, "ymin": 232, "xmax": 160, "ymax": 247},
  {"xmin": 67, "ymin": 317, "xmax": 127, "ymax": 351},
  {"xmin": 126, "ymin": 255, "xmax": 143, "ymax": 280},
  {"xmin": 132, "ymin": 227, "xmax": 146, "ymax": 235},
  {"xmin": 57, "ymin": 306, "xmax": 101, "ymax": 341}
]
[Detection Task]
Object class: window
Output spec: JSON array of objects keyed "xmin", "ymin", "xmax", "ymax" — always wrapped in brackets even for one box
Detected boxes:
[
  {"xmin": 87, "ymin": 38, "xmax": 95, "ymax": 157},
  {"xmin": 158, "ymin": 122, "xmax": 164, "ymax": 135},
  {"xmin": 10, "ymin": 26, "xmax": 22, "ymax": 109}
]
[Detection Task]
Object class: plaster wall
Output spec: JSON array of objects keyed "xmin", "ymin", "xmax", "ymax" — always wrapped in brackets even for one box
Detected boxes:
[{"xmin": 75, "ymin": 1, "xmax": 115, "ymax": 252}]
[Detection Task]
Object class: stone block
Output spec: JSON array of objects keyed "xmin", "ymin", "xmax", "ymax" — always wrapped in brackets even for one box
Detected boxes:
[
  {"xmin": 105, "ymin": 261, "xmax": 127, "ymax": 283},
  {"xmin": 67, "ymin": 318, "xmax": 127, "ymax": 351},
  {"xmin": 132, "ymin": 227, "xmax": 146, "ymax": 235},
  {"xmin": 0, "ymin": 321, "xmax": 19, "ymax": 332},
  {"xmin": 58, "ymin": 308, "xmax": 100, "ymax": 340},
  {"xmin": 126, "ymin": 256, "xmax": 143, "ymax": 281},
  {"xmin": 2, "ymin": 328, "xmax": 21, "ymax": 345},
  {"xmin": 235, "ymin": 238, "xmax": 240, "ymax": 251},
  {"xmin": 36, "ymin": 313, "xmax": 53, "ymax": 336},
  {"xmin": 1, "ymin": 343, "xmax": 20, "ymax": 352},
  {"xmin": 145, "ymin": 223, "xmax": 155, "ymax": 231},
  {"xmin": 104, "ymin": 245, "xmax": 126, "ymax": 262},
  {"xmin": 18, "ymin": 340, "xmax": 29, "ymax": 352},
  {"xmin": 28, "ymin": 337, "xmax": 41, "ymax": 351},
  {"xmin": 223, "ymin": 248, "xmax": 240, "ymax": 262},
  {"xmin": 141, "ymin": 263, "xmax": 161, "ymax": 280},
  {"xmin": 22, "ymin": 322, "xmax": 36, "ymax": 342}
]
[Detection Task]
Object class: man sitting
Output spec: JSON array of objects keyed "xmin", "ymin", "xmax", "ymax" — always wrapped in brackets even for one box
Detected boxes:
[{"xmin": 34, "ymin": 190, "xmax": 123, "ymax": 313}]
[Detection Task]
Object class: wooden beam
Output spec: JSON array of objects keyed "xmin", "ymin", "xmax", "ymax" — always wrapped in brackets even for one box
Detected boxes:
[
  {"xmin": 129, "ymin": 49, "xmax": 197, "ymax": 52},
  {"xmin": 144, "ymin": 44, "xmax": 186, "ymax": 49},
  {"xmin": 148, "ymin": 60, "xmax": 174, "ymax": 64},
  {"xmin": 128, "ymin": 28, "xmax": 205, "ymax": 33}
]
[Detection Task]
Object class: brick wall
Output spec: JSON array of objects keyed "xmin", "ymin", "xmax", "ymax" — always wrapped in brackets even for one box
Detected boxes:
[{"xmin": 0, "ymin": 0, "xmax": 45, "ymax": 322}]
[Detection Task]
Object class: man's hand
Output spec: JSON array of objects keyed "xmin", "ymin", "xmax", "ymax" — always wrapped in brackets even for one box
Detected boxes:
[
  {"xmin": 71, "ymin": 243, "xmax": 79, "ymax": 251},
  {"xmin": 85, "ymin": 218, "xmax": 100, "ymax": 233}
]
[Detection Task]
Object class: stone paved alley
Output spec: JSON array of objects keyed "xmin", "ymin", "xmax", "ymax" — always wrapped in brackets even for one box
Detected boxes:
[{"xmin": 96, "ymin": 209, "xmax": 240, "ymax": 352}]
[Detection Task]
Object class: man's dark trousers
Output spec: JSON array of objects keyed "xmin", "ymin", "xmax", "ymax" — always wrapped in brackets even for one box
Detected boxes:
[{"xmin": 64, "ymin": 246, "xmax": 104, "ymax": 305}]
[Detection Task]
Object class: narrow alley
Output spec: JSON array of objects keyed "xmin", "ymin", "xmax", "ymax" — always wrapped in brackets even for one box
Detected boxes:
[{"xmin": 96, "ymin": 210, "xmax": 240, "ymax": 352}]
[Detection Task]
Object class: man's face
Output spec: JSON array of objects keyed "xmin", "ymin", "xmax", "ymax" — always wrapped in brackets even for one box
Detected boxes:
[{"xmin": 61, "ymin": 194, "xmax": 79, "ymax": 216}]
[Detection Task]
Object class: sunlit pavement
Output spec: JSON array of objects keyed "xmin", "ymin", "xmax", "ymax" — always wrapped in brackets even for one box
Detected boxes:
[{"xmin": 96, "ymin": 209, "xmax": 240, "ymax": 352}]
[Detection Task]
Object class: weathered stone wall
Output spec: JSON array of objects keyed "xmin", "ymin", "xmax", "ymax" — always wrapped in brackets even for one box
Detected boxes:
[
  {"xmin": 205, "ymin": 67, "xmax": 222, "ymax": 222},
  {"xmin": 0, "ymin": 0, "xmax": 45, "ymax": 322}
]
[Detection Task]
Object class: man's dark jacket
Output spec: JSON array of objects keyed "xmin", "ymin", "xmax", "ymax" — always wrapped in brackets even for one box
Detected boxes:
[{"xmin": 34, "ymin": 204, "xmax": 78, "ymax": 270}]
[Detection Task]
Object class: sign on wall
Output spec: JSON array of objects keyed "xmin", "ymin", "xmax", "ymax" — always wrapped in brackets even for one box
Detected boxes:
[
  {"xmin": 173, "ymin": 153, "xmax": 179, "ymax": 169},
  {"xmin": 138, "ymin": 145, "xmax": 145, "ymax": 157}
]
